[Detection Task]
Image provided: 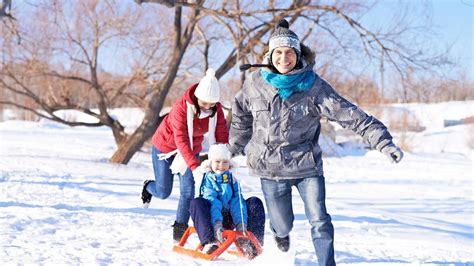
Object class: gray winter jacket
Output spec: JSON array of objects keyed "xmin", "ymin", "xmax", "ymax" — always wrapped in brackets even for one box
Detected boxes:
[{"xmin": 229, "ymin": 64, "xmax": 393, "ymax": 180}]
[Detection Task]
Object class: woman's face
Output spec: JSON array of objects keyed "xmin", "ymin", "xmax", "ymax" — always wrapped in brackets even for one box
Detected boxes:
[
  {"xmin": 271, "ymin": 47, "xmax": 297, "ymax": 74},
  {"xmin": 197, "ymin": 99, "xmax": 216, "ymax": 111}
]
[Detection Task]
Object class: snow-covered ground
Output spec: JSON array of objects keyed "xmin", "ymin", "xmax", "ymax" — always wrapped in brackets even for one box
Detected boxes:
[{"xmin": 0, "ymin": 101, "xmax": 473, "ymax": 265}]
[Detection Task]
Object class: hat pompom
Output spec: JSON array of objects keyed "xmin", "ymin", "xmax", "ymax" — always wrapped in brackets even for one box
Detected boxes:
[
  {"xmin": 277, "ymin": 19, "xmax": 289, "ymax": 29},
  {"xmin": 206, "ymin": 68, "xmax": 215, "ymax": 77}
]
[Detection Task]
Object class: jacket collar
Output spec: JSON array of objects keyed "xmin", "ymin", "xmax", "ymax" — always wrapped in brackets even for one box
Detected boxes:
[{"xmin": 208, "ymin": 171, "xmax": 232, "ymax": 184}]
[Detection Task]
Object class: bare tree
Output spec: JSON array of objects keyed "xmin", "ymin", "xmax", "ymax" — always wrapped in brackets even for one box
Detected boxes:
[
  {"xmin": 327, "ymin": 71, "xmax": 382, "ymax": 106},
  {"xmin": 1, "ymin": 0, "xmax": 454, "ymax": 164},
  {"xmin": 1, "ymin": 0, "xmax": 20, "ymax": 45},
  {"xmin": 393, "ymin": 68, "xmax": 474, "ymax": 103},
  {"xmin": 1, "ymin": 0, "xmax": 168, "ymax": 145},
  {"xmin": 0, "ymin": 0, "xmax": 13, "ymax": 18},
  {"xmin": 108, "ymin": 1, "xmax": 205, "ymax": 163},
  {"xmin": 108, "ymin": 0, "xmax": 322, "ymax": 163}
]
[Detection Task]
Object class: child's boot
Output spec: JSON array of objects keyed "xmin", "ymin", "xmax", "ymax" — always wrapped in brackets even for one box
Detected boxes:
[{"xmin": 236, "ymin": 238, "xmax": 258, "ymax": 259}]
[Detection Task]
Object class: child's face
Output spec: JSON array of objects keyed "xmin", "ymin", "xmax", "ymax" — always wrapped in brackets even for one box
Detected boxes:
[{"xmin": 211, "ymin": 159, "xmax": 230, "ymax": 174}]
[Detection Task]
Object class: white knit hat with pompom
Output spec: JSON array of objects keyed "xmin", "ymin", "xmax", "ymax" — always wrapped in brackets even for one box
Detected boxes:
[
  {"xmin": 194, "ymin": 68, "xmax": 220, "ymax": 103},
  {"xmin": 208, "ymin": 143, "xmax": 232, "ymax": 161}
]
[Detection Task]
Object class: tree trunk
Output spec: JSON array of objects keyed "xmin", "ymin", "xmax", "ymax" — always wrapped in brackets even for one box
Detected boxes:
[
  {"xmin": 109, "ymin": 128, "xmax": 149, "ymax": 164},
  {"xmin": 109, "ymin": 6, "xmax": 197, "ymax": 164},
  {"xmin": 110, "ymin": 114, "xmax": 165, "ymax": 163}
]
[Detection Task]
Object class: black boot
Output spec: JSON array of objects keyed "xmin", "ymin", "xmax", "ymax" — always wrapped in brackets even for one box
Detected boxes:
[
  {"xmin": 172, "ymin": 221, "xmax": 188, "ymax": 242},
  {"xmin": 202, "ymin": 240, "xmax": 219, "ymax": 254},
  {"xmin": 141, "ymin": 180, "xmax": 154, "ymax": 208},
  {"xmin": 236, "ymin": 238, "xmax": 258, "ymax": 259},
  {"xmin": 274, "ymin": 235, "xmax": 290, "ymax": 252}
]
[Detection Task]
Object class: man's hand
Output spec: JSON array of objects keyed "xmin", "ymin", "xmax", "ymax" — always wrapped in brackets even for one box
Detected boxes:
[{"xmin": 381, "ymin": 144, "xmax": 404, "ymax": 163}]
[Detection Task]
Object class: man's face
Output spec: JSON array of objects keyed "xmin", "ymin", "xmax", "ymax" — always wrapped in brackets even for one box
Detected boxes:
[{"xmin": 271, "ymin": 47, "xmax": 297, "ymax": 74}]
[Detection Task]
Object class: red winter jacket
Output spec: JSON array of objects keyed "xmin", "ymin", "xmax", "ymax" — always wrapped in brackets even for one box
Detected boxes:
[{"xmin": 152, "ymin": 83, "xmax": 229, "ymax": 171}]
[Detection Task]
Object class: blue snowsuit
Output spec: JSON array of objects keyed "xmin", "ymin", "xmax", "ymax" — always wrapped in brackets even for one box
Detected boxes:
[
  {"xmin": 201, "ymin": 171, "xmax": 247, "ymax": 227},
  {"xmin": 189, "ymin": 170, "xmax": 265, "ymax": 245}
]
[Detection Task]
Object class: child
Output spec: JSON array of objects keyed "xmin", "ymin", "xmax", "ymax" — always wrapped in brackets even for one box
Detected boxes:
[{"xmin": 189, "ymin": 144, "xmax": 265, "ymax": 258}]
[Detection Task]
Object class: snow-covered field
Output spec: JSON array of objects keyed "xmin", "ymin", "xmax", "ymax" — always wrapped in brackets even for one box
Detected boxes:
[{"xmin": 0, "ymin": 101, "xmax": 473, "ymax": 265}]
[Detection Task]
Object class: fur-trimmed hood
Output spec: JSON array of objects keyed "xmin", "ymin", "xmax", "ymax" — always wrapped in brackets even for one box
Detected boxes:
[{"xmin": 199, "ymin": 158, "xmax": 237, "ymax": 173}]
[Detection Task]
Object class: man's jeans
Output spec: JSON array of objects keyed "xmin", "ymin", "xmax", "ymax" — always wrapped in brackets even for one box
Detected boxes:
[
  {"xmin": 146, "ymin": 146, "xmax": 195, "ymax": 224},
  {"xmin": 261, "ymin": 176, "xmax": 335, "ymax": 266}
]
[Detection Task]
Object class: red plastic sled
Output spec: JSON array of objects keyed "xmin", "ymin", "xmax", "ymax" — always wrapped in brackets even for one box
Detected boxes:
[{"xmin": 173, "ymin": 226, "xmax": 263, "ymax": 260}]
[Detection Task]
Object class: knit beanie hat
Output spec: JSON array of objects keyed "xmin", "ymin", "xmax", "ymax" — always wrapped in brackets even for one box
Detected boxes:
[
  {"xmin": 269, "ymin": 19, "xmax": 301, "ymax": 58},
  {"xmin": 194, "ymin": 68, "xmax": 220, "ymax": 103},
  {"xmin": 208, "ymin": 143, "xmax": 232, "ymax": 162}
]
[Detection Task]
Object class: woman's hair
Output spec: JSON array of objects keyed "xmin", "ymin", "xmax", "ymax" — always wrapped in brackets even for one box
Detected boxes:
[{"xmin": 191, "ymin": 93, "xmax": 217, "ymax": 118}]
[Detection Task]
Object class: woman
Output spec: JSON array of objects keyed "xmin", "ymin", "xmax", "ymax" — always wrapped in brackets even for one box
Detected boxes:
[
  {"xmin": 229, "ymin": 19, "xmax": 403, "ymax": 265},
  {"xmin": 141, "ymin": 69, "xmax": 229, "ymax": 242}
]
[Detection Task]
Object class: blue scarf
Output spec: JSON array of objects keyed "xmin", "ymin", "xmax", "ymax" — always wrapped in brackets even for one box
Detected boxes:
[{"xmin": 260, "ymin": 69, "xmax": 316, "ymax": 100}]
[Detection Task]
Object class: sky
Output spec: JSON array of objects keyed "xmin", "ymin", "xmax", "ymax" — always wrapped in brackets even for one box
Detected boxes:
[
  {"xmin": 432, "ymin": 0, "xmax": 473, "ymax": 78},
  {"xmin": 1, "ymin": 101, "xmax": 473, "ymax": 264},
  {"xmin": 410, "ymin": 0, "xmax": 472, "ymax": 78},
  {"xmin": 201, "ymin": 0, "xmax": 474, "ymax": 82},
  {"xmin": 7, "ymin": 0, "xmax": 473, "ymax": 82},
  {"xmin": 210, "ymin": 0, "xmax": 473, "ymax": 81},
  {"xmin": 354, "ymin": 0, "xmax": 473, "ymax": 81}
]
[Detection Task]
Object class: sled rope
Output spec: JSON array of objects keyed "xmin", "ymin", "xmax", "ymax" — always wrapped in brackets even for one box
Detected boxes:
[{"xmin": 237, "ymin": 181, "xmax": 247, "ymax": 236}]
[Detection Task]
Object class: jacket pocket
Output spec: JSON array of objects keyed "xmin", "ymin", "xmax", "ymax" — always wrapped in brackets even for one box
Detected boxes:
[
  {"xmin": 247, "ymin": 149, "xmax": 268, "ymax": 172},
  {"xmin": 281, "ymin": 142, "xmax": 316, "ymax": 171},
  {"xmin": 249, "ymin": 99, "xmax": 269, "ymax": 123},
  {"xmin": 282, "ymin": 99, "xmax": 319, "ymax": 140}
]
